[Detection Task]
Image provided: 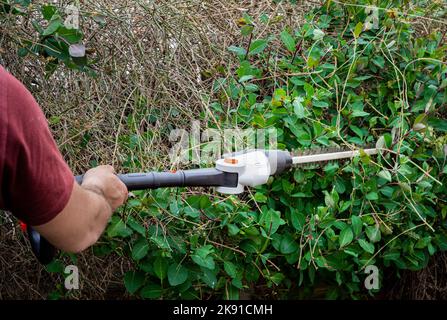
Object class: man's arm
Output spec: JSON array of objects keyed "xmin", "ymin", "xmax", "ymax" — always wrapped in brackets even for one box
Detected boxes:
[
  {"xmin": 0, "ymin": 66, "xmax": 128, "ymax": 252},
  {"xmin": 34, "ymin": 165, "xmax": 128, "ymax": 253}
]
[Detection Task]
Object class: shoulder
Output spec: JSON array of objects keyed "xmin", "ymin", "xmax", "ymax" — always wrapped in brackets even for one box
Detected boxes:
[
  {"xmin": 1, "ymin": 66, "xmax": 47, "ymax": 135},
  {"xmin": 1, "ymin": 66, "xmax": 37, "ymax": 113}
]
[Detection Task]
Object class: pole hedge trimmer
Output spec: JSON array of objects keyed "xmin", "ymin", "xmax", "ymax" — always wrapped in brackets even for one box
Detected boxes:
[{"xmin": 26, "ymin": 147, "xmax": 378, "ymax": 264}]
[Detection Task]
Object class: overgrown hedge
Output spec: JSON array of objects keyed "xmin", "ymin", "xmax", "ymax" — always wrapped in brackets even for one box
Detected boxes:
[{"xmin": 3, "ymin": 0, "xmax": 447, "ymax": 299}]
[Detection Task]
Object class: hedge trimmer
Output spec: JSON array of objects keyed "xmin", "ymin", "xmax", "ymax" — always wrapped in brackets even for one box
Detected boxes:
[{"xmin": 26, "ymin": 147, "xmax": 378, "ymax": 264}]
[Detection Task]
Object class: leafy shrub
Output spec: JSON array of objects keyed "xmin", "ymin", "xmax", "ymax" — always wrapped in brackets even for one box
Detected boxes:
[
  {"xmin": 6, "ymin": 1, "xmax": 447, "ymax": 299},
  {"xmin": 1, "ymin": 0, "xmax": 101, "ymax": 75},
  {"xmin": 96, "ymin": 1, "xmax": 446, "ymax": 300}
]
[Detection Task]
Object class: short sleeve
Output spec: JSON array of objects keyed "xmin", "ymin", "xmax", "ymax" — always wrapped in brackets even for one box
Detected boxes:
[{"xmin": 1, "ymin": 68, "xmax": 74, "ymax": 226}]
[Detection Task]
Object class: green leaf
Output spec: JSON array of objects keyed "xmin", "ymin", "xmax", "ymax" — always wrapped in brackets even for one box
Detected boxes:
[
  {"xmin": 241, "ymin": 25, "xmax": 254, "ymax": 36},
  {"xmin": 270, "ymin": 272, "xmax": 285, "ymax": 285},
  {"xmin": 358, "ymin": 239, "xmax": 375, "ymax": 254},
  {"xmin": 43, "ymin": 17, "xmax": 63, "ymax": 36},
  {"xmin": 239, "ymin": 75, "xmax": 254, "ymax": 83},
  {"xmin": 258, "ymin": 208, "xmax": 285, "ymax": 236},
  {"xmin": 287, "ymin": 123, "xmax": 311, "ymax": 146},
  {"xmin": 127, "ymin": 217, "xmax": 146, "ymax": 236},
  {"xmin": 366, "ymin": 192, "xmax": 379, "ymax": 201},
  {"xmin": 351, "ymin": 215, "xmax": 362, "ymax": 236},
  {"xmin": 254, "ymin": 192, "xmax": 268, "ymax": 203},
  {"xmin": 378, "ymin": 170, "xmax": 392, "ymax": 182},
  {"xmin": 140, "ymin": 284, "xmax": 162, "ymax": 299},
  {"xmin": 428, "ymin": 117, "xmax": 447, "ymax": 132},
  {"xmin": 353, "ymin": 22, "xmax": 363, "ymax": 38},
  {"xmin": 228, "ymin": 46, "xmax": 246, "ymax": 56},
  {"xmin": 124, "ymin": 271, "xmax": 145, "ymax": 294},
  {"xmin": 291, "ymin": 210, "xmax": 306, "ymax": 231},
  {"xmin": 280, "ymin": 29, "xmax": 296, "ymax": 52},
  {"xmin": 41, "ymin": 5, "xmax": 57, "ymax": 21},
  {"xmin": 200, "ymin": 268, "xmax": 217, "ymax": 289},
  {"xmin": 167, "ymin": 264, "xmax": 189, "ymax": 286},
  {"xmin": 131, "ymin": 238, "xmax": 149, "ymax": 261},
  {"xmin": 18, "ymin": 47, "xmax": 28, "ymax": 57},
  {"xmin": 45, "ymin": 260, "xmax": 64, "ymax": 273},
  {"xmin": 153, "ymin": 257, "xmax": 168, "ymax": 280},
  {"xmin": 366, "ymin": 226, "xmax": 381, "ymax": 243},
  {"xmin": 312, "ymin": 28, "xmax": 325, "ymax": 40},
  {"xmin": 351, "ymin": 110, "xmax": 370, "ymax": 117},
  {"xmin": 57, "ymin": 26, "xmax": 83, "ymax": 44},
  {"xmin": 249, "ymin": 39, "xmax": 268, "ymax": 55},
  {"xmin": 107, "ymin": 217, "xmax": 133, "ymax": 238},
  {"xmin": 293, "ymin": 96, "xmax": 305, "ymax": 119},
  {"xmin": 280, "ymin": 234, "xmax": 299, "ymax": 254},
  {"xmin": 224, "ymin": 261, "xmax": 238, "ymax": 279},
  {"xmin": 186, "ymin": 195, "xmax": 211, "ymax": 209},
  {"xmin": 372, "ymin": 56, "xmax": 385, "ymax": 69},
  {"xmin": 312, "ymin": 100, "xmax": 329, "ymax": 108},
  {"xmin": 191, "ymin": 245, "xmax": 215, "ymax": 269},
  {"xmin": 339, "ymin": 226, "xmax": 354, "ymax": 248}
]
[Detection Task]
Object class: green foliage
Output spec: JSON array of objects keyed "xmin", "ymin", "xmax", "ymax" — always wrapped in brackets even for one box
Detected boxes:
[
  {"xmin": 203, "ymin": 0, "xmax": 446, "ymax": 299},
  {"xmin": 1, "ymin": 0, "xmax": 101, "ymax": 75},
  {"xmin": 31, "ymin": 0, "xmax": 445, "ymax": 299}
]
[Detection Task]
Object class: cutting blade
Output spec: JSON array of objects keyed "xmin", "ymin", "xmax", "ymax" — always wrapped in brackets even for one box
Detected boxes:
[{"xmin": 291, "ymin": 147, "xmax": 378, "ymax": 165}]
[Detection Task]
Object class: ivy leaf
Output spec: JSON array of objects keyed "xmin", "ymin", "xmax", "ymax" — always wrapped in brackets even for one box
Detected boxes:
[
  {"xmin": 258, "ymin": 208, "xmax": 285, "ymax": 236},
  {"xmin": 366, "ymin": 192, "xmax": 379, "ymax": 201},
  {"xmin": 167, "ymin": 264, "xmax": 189, "ymax": 286},
  {"xmin": 351, "ymin": 215, "xmax": 363, "ymax": 236},
  {"xmin": 107, "ymin": 217, "xmax": 133, "ymax": 238},
  {"xmin": 200, "ymin": 268, "xmax": 217, "ymax": 289},
  {"xmin": 291, "ymin": 210, "xmax": 306, "ymax": 232},
  {"xmin": 293, "ymin": 96, "xmax": 305, "ymax": 119},
  {"xmin": 366, "ymin": 226, "xmax": 381, "ymax": 243},
  {"xmin": 191, "ymin": 245, "xmax": 215, "ymax": 270},
  {"xmin": 353, "ymin": 22, "xmax": 363, "ymax": 37},
  {"xmin": 372, "ymin": 56, "xmax": 385, "ymax": 68},
  {"xmin": 254, "ymin": 192, "xmax": 268, "ymax": 203},
  {"xmin": 153, "ymin": 257, "xmax": 168, "ymax": 280},
  {"xmin": 312, "ymin": 28, "xmax": 325, "ymax": 40},
  {"xmin": 280, "ymin": 234, "xmax": 299, "ymax": 254},
  {"xmin": 224, "ymin": 261, "xmax": 238, "ymax": 279},
  {"xmin": 228, "ymin": 45, "xmax": 246, "ymax": 56},
  {"xmin": 42, "ymin": 16, "xmax": 62, "ymax": 36},
  {"xmin": 41, "ymin": 5, "xmax": 57, "ymax": 21},
  {"xmin": 131, "ymin": 238, "xmax": 149, "ymax": 261},
  {"xmin": 351, "ymin": 110, "xmax": 370, "ymax": 117},
  {"xmin": 140, "ymin": 284, "xmax": 162, "ymax": 299},
  {"xmin": 249, "ymin": 39, "xmax": 268, "ymax": 55},
  {"xmin": 124, "ymin": 271, "xmax": 145, "ymax": 294},
  {"xmin": 287, "ymin": 123, "xmax": 312, "ymax": 146},
  {"xmin": 339, "ymin": 226, "xmax": 354, "ymax": 248},
  {"xmin": 378, "ymin": 170, "xmax": 392, "ymax": 182},
  {"xmin": 358, "ymin": 239, "xmax": 375, "ymax": 254},
  {"xmin": 280, "ymin": 29, "xmax": 296, "ymax": 52}
]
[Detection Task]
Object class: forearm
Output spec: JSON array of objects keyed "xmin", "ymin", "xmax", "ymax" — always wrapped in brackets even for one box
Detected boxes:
[
  {"xmin": 69, "ymin": 187, "xmax": 113, "ymax": 251},
  {"xmin": 34, "ymin": 182, "xmax": 113, "ymax": 253}
]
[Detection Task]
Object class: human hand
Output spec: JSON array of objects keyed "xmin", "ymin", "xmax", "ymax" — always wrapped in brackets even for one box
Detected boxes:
[{"xmin": 81, "ymin": 165, "xmax": 128, "ymax": 211}]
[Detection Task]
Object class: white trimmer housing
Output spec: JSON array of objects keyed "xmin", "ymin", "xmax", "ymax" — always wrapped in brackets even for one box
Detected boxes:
[{"xmin": 215, "ymin": 150, "xmax": 272, "ymax": 194}]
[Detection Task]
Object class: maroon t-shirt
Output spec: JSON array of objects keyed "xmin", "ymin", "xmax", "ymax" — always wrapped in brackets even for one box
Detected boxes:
[{"xmin": 0, "ymin": 66, "xmax": 74, "ymax": 226}]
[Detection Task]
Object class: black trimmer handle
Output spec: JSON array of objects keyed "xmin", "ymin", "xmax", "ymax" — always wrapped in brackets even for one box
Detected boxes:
[
  {"xmin": 28, "ymin": 168, "xmax": 237, "ymax": 264},
  {"xmin": 75, "ymin": 168, "xmax": 238, "ymax": 191}
]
